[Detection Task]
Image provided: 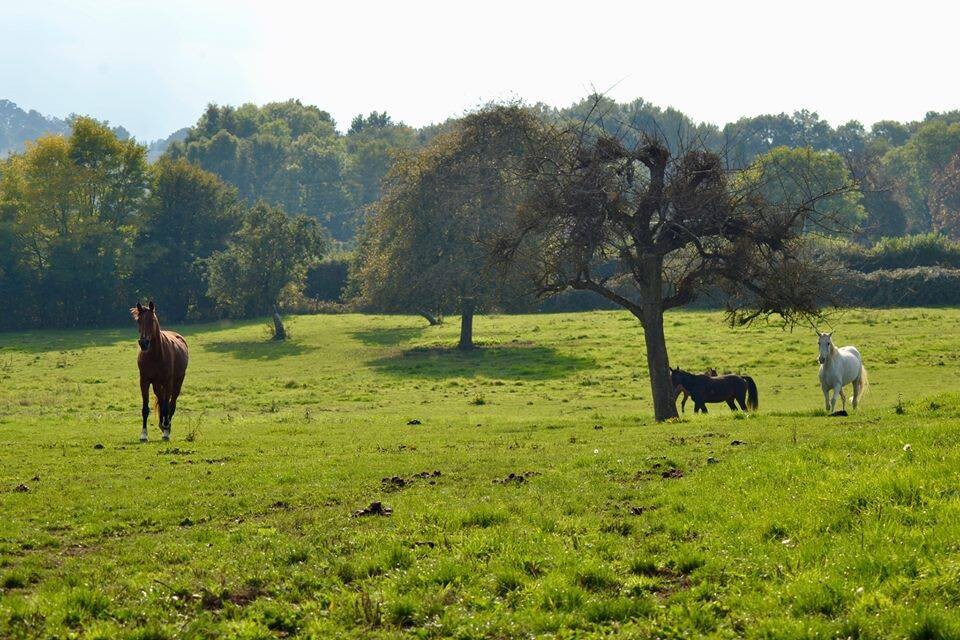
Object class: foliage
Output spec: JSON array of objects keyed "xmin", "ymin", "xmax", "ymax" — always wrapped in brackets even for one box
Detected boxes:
[
  {"xmin": 492, "ymin": 101, "xmax": 855, "ymax": 419},
  {"xmin": 825, "ymin": 233, "xmax": 960, "ymax": 272},
  {"xmin": 134, "ymin": 158, "xmax": 242, "ymax": 322},
  {"xmin": 4, "ymin": 310, "xmax": 960, "ymax": 637},
  {"xmin": 0, "ymin": 118, "xmax": 149, "ymax": 328},
  {"xmin": 304, "ymin": 257, "xmax": 351, "ymax": 303},
  {"xmin": 929, "ymin": 153, "xmax": 960, "ymax": 238},
  {"xmin": 741, "ymin": 146, "xmax": 866, "ymax": 235},
  {"xmin": 842, "ymin": 267, "xmax": 960, "ymax": 307},
  {"xmin": 352, "ymin": 107, "xmax": 543, "ymax": 321},
  {"xmin": 206, "ymin": 202, "xmax": 327, "ymax": 317},
  {"xmin": 167, "ymin": 101, "xmax": 417, "ymax": 240}
]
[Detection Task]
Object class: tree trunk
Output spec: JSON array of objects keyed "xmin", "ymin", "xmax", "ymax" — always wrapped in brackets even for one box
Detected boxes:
[
  {"xmin": 458, "ymin": 297, "xmax": 475, "ymax": 351},
  {"xmin": 638, "ymin": 258, "xmax": 678, "ymax": 422},
  {"xmin": 418, "ymin": 309, "xmax": 441, "ymax": 326},
  {"xmin": 272, "ymin": 305, "xmax": 286, "ymax": 341}
]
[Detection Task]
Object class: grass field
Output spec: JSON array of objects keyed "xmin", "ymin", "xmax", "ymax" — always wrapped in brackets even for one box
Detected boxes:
[{"xmin": 2, "ymin": 308, "xmax": 960, "ymax": 639}]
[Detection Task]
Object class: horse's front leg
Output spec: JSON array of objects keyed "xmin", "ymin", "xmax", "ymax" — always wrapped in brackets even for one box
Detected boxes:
[
  {"xmin": 830, "ymin": 385, "xmax": 842, "ymax": 413},
  {"xmin": 139, "ymin": 379, "xmax": 150, "ymax": 443},
  {"xmin": 822, "ymin": 386, "xmax": 831, "ymax": 412},
  {"xmin": 839, "ymin": 388, "xmax": 847, "ymax": 412}
]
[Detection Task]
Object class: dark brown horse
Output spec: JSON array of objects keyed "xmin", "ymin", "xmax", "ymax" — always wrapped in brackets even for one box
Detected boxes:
[
  {"xmin": 131, "ymin": 301, "xmax": 189, "ymax": 442},
  {"xmin": 670, "ymin": 367, "xmax": 758, "ymax": 414},
  {"xmin": 676, "ymin": 368, "xmax": 717, "ymax": 413}
]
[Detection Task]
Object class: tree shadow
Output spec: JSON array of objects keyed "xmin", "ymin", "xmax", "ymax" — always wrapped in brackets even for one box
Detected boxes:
[
  {"xmin": 368, "ymin": 342, "xmax": 595, "ymax": 380},
  {"xmin": 202, "ymin": 339, "xmax": 312, "ymax": 360},
  {"xmin": 0, "ymin": 328, "xmax": 130, "ymax": 354},
  {"xmin": 349, "ymin": 326, "xmax": 426, "ymax": 347}
]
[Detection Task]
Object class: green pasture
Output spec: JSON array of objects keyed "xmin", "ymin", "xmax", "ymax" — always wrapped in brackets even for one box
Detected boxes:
[{"xmin": 2, "ymin": 309, "xmax": 960, "ymax": 638}]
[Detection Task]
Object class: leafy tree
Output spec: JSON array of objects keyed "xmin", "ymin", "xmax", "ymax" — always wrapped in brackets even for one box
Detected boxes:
[
  {"xmin": 168, "ymin": 100, "xmax": 355, "ymax": 239},
  {"xmin": 741, "ymin": 147, "xmax": 866, "ymax": 235},
  {"xmin": 206, "ymin": 202, "xmax": 327, "ymax": 318},
  {"xmin": 352, "ymin": 107, "xmax": 540, "ymax": 348},
  {"xmin": 0, "ymin": 118, "xmax": 148, "ymax": 328},
  {"xmin": 489, "ymin": 103, "xmax": 853, "ymax": 420},
  {"xmin": 723, "ymin": 110, "xmax": 838, "ymax": 168},
  {"xmin": 134, "ymin": 158, "xmax": 242, "ymax": 321},
  {"xmin": 882, "ymin": 119, "xmax": 960, "ymax": 232},
  {"xmin": 345, "ymin": 112, "xmax": 417, "ymax": 214}
]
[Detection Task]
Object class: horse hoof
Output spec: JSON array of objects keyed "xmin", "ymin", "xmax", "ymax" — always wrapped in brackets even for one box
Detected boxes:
[
  {"xmin": 139, "ymin": 437, "xmax": 147, "ymax": 444},
  {"xmin": 162, "ymin": 435, "xmax": 170, "ymax": 442}
]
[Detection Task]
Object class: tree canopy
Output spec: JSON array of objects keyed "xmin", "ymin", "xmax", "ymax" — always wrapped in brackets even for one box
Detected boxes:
[
  {"xmin": 167, "ymin": 101, "xmax": 416, "ymax": 240},
  {"xmin": 352, "ymin": 107, "xmax": 541, "ymax": 340},
  {"xmin": 488, "ymin": 103, "xmax": 855, "ymax": 420}
]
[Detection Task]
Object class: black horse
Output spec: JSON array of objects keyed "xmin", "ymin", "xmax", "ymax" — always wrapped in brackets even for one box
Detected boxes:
[{"xmin": 669, "ymin": 367, "xmax": 758, "ymax": 413}]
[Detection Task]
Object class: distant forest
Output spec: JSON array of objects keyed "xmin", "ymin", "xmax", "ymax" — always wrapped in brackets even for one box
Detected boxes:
[{"xmin": 2, "ymin": 95, "xmax": 960, "ymax": 330}]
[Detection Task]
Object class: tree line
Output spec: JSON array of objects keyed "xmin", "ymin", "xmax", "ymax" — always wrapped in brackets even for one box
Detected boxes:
[
  {"xmin": 0, "ymin": 118, "xmax": 325, "ymax": 330},
  {"xmin": 3, "ymin": 97, "xmax": 960, "ymax": 336}
]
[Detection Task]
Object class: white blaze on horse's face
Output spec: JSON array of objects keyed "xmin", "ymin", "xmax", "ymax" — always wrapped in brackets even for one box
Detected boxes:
[{"xmin": 817, "ymin": 332, "xmax": 833, "ymax": 364}]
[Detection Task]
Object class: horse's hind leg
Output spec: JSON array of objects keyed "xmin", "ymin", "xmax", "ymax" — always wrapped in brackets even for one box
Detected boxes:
[
  {"xmin": 736, "ymin": 394, "xmax": 748, "ymax": 411},
  {"xmin": 726, "ymin": 399, "xmax": 737, "ymax": 412},
  {"xmin": 839, "ymin": 388, "xmax": 847, "ymax": 412},
  {"xmin": 164, "ymin": 375, "xmax": 185, "ymax": 440},
  {"xmin": 152, "ymin": 382, "xmax": 167, "ymax": 439},
  {"xmin": 139, "ymin": 379, "xmax": 150, "ymax": 443},
  {"xmin": 852, "ymin": 377, "xmax": 861, "ymax": 409}
]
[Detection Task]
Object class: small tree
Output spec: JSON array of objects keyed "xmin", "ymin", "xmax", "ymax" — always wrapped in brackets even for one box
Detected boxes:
[
  {"xmin": 352, "ymin": 108, "xmax": 539, "ymax": 348},
  {"xmin": 490, "ymin": 103, "xmax": 851, "ymax": 421},
  {"xmin": 206, "ymin": 202, "xmax": 327, "ymax": 321}
]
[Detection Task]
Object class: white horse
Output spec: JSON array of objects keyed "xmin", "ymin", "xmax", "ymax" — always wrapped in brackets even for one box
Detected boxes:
[{"xmin": 817, "ymin": 331, "xmax": 868, "ymax": 413}]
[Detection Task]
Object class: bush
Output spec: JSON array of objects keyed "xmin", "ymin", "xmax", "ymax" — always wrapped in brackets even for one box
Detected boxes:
[
  {"xmin": 829, "ymin": 234, "xmax": 960, "ymax": 272},
  {"xmin": 841, "ymin": 267, "xmax": 960, "ymax": 307},
  {"xmin": 305, "ymin": 257, "xmax": 351, "ymax": 302}
]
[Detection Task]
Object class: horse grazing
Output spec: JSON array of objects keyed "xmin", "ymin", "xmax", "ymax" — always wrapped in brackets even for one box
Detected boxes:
[
  {"xmin": 131, "ymin": 301, "xmax": 189, "ymax": 442},
  {"xmin": 676, "ymin": 368, "xmax": 717, "ymax": 413},
  {"xmin": 669, "ymin": 367, "xmax": 758, "ymax": 414},
  {"xmin": 817, "ymin": 331, "xmax": 867, "ymax": 413}
]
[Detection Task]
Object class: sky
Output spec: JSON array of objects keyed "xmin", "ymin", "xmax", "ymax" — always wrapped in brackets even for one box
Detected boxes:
[{"xmin": 1, "ymin": 0, "xmax": 957, "ymax": 142}]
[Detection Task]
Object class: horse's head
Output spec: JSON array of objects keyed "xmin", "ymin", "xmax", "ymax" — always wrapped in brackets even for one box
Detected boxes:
[
  {"xmin": 817, "ymin": 331, "xmax": 833, "ymax": 364},
  {"xmin": 131, "ymin": 300, "xmax": 157, "ymax": 351}
]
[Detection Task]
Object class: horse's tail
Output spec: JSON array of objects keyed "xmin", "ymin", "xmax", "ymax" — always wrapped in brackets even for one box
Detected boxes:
[
  {"xmin": 858, "ymin": 363, "xmax": 869, "ymax": 396},
  {"xmin": 743, "ymin": 376, "xmax": 759, "ymax": 411}
]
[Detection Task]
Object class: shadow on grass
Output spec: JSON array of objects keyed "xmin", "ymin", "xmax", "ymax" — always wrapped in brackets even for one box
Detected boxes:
[
  {"xmin": 368, "ymin": 342, "xmax": 595, "ymax": 380},
  {"xmin": 349, "ymin": 326, "xmax": 425, "ymax": 347},
  {"xmin": 0, "ymin": 328, "xmax": 130, "ymax": 354},
  {"xmin": 203, "ymin": 339, "xmax": 312, "ymax": 360}
]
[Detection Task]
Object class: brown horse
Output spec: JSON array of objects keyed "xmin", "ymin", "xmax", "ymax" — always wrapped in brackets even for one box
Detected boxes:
[{"xmin": 131, "ymin": 301, "xmax": 189, "ymax": 442}]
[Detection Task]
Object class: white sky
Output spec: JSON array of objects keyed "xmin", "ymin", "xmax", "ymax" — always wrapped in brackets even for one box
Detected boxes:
[{"xmin": 1, "ymin": 0, "xmax": 956, "ymax": 141}]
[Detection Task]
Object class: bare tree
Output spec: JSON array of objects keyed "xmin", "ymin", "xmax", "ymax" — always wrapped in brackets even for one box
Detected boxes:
[
  {"xmin": 489, "ymin": 101, "xmax": 852, "ymax": 421},
  {"xmin": 930, "ymin": 153, "xmax": 960, "ymax": 239}
]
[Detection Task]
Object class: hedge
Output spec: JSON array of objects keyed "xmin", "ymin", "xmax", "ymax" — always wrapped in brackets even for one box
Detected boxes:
[{"xmin": 840, "ymin": 267, "xmax": 960, "ymax": 307}]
